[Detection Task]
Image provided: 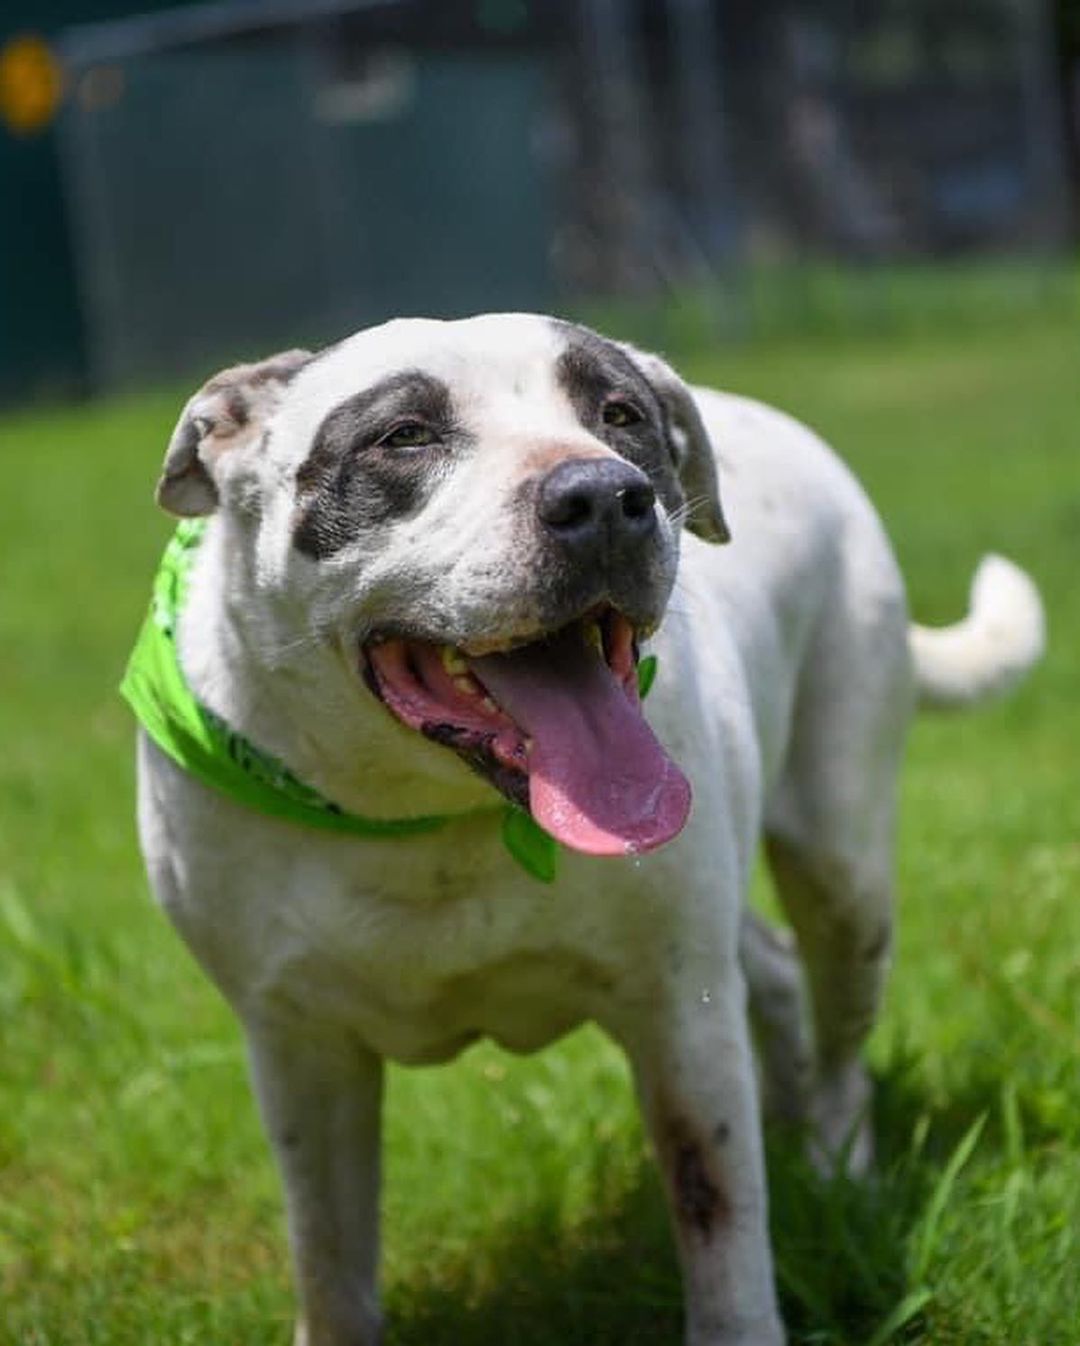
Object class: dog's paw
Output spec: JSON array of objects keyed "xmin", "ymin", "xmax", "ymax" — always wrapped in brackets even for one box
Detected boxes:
[
  {"xmin": 807, "ymin": 1061, "xmax": 875, "ymax": 1178},
  {"xmin": 688, "ymin": 1314, "xmax": 787, "ymax": 1346},
  {"xmin": 293, "ymin": 1315, "xmax": 383, "ymax": 1346}
]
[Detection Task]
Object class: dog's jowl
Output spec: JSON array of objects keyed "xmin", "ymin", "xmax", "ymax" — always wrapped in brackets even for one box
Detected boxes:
[{"xmin": 124, "ymin": 314, "xmax": 1044, "ymax": 1346}]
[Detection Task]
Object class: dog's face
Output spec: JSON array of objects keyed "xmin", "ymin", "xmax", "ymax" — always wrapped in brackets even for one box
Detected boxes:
[{"xmin": 158, "ymin": 315, "xmax": 729, "ymax": 856}]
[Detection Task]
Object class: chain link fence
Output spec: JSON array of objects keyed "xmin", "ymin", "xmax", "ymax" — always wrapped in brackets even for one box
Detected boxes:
[{"xmin": 56, "ymin": 0, "xmax": 1071, "ymax": 390}]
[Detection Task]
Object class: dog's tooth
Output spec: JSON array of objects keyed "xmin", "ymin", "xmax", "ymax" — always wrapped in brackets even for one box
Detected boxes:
[
  {"xmin": 441, "ymin": 646, "xmax": 468, "ymax": 676},
  {"xmin": 453, "ymin": 675, "xmax": 479, "ymax": 698},
  {"xmin": 481, "ymin": 695, "xmax": 499, "ymax": 714},
  {"xmin": 584, "ymin": 621, "xmax": 603, "ymax": 656}
]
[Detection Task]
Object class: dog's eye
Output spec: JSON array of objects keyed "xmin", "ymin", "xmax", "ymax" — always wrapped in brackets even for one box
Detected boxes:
[
  {"xmin": 602, "ymin": 399, "xmax": 642, "ymax": 428},
  {"xmin": 380, "ymin": 422, "xmax": 437, "ymax": 449}
]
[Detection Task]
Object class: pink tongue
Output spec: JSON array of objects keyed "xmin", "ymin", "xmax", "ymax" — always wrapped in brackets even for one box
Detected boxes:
[{"xmin": 471, "ymin": 630, "xmax": 691, "ymax": 857}]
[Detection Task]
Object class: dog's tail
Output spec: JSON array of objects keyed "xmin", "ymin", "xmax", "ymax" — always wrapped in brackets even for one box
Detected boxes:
[{"xmin": 909, "ymin": 554, "xmax": 1045, "ymax": 710}]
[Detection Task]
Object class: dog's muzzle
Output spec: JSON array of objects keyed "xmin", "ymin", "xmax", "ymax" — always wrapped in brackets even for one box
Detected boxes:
[{"xmin": 359, "ymin": 455, "xmax": 691, "ymax": 859}]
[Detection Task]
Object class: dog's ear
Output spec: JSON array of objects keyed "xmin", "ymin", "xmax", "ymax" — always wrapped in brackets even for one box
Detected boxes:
[
  {"xmin": 157, "ymin": 349, "xmax": 312, "ymax": 517},
  {"xmin": 619, "ymin": 344, "xmax": 730, "ymax": 544}
]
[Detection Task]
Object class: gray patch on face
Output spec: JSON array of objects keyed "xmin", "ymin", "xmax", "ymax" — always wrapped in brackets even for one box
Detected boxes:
[
  {"xmin": 293, "ymin": 370, "xmax": 469, "ymax": 559},
  {"xmin": 550, "ymin": 320, "xmax": 685, "ymax": 520}
]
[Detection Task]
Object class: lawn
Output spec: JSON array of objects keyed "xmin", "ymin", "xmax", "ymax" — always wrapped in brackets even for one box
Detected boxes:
[{"xmin": 1, "ymin": 310, "xmax": 1077, "ymax": 1345}]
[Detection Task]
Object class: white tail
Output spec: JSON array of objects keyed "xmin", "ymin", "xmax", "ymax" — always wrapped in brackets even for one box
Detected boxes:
[{"xmin": 910, "ymin": 554, "xmax": 1045, "ymax": 710}]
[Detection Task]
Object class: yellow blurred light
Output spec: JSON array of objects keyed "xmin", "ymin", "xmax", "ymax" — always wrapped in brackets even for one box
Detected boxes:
[{"xmin": 0, "ymin": 33, "xmax": 63, "ymax": 135}]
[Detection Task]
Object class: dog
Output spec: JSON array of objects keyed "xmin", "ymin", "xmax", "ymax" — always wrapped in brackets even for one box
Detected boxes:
[{"xmin": 128, "ymin": 314, "xmax": 1044, "ymax": 1345}]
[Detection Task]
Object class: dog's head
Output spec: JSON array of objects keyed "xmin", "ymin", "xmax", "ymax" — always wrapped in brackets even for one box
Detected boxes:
[{"xmin": 158, "ymin": 315, "xmax": 729, "ymax": 856}]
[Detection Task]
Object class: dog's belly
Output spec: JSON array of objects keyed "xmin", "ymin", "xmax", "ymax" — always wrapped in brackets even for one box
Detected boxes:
[{"xmin": 259, "ymin": 938, "xmax": 614, "ymax": 1064}]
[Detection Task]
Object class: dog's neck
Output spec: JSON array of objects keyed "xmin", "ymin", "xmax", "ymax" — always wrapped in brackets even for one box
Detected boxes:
[{"xmin": 176, "ymin": 513, "xmax": 498, "ymax": 822}]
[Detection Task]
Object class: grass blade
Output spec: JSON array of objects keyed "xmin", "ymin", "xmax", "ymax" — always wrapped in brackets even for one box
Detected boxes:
[
  {"xmin": 910, "ymin": 1114, "xmax": 987, "ymax": 1285},
  {"xmin": 865, "ymin": 1284, "xmax": 934, "ymax": 1346}
]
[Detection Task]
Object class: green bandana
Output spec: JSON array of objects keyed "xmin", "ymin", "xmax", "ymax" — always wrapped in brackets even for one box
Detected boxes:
[{"xmin": 121, "ymin": 521, "xmax": 657, "ymax": 884}]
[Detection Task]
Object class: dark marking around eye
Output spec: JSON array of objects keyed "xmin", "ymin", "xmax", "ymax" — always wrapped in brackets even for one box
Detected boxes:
[
  {"xmin": 554, "ymin": 325, "xmax": 654, "ymax": 428},
  {"xmin": 552, "ymin": 321, "xmax": 684, "ymax": 517},
  {"xmin": 293, "ymin": 370, "xmax": 466, "ymax": 559}
]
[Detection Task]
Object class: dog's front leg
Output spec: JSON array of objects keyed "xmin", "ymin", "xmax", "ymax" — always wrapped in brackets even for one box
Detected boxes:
[
  {"xmin": 244, "ymin": 1014, "xmax": 384, "ymax": 1346},
  {"xmin": 621, "ymin": 971, "xmax": 785, "ymax": 1346}
]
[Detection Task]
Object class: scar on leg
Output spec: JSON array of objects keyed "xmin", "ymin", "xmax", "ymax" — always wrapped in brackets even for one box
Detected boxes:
[{"xmin": 667, "ymin": 1120, "xmax": 730, "ymax": 1240}]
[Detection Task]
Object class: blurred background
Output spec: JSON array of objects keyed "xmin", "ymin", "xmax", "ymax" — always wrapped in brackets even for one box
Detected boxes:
[
  {"xmin": 1, "ymin": 0, "xmax": 1078, "ymax": 401},
  {"xmin": 3, "ymin": 7, "xmax": 1079, "ymax": 1343}
]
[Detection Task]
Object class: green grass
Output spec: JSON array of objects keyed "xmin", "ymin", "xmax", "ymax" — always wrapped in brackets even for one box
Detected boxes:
[
  {"xmin": 582, "ymin": 257, "xmax": 1079, "ymax": 351},
  {"xmin": 2, "ymin": 309, "xmax": 1078, "ymax": 1344}
]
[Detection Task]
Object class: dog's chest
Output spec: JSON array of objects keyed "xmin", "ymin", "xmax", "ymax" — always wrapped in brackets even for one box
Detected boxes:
[{"xmin": 248, "ymin": 836, "xmax": 651, "ymax": 1064}]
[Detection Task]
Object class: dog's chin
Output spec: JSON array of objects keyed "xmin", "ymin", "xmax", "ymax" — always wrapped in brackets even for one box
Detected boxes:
[{"xmin": 360, "ymin": 608, "xmax": 693, "ymax": 859}]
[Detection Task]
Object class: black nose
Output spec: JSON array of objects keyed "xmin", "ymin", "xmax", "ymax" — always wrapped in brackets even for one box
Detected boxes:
[{"xmin": 537, "ymin": 458, "xmax": 656, "ymax": 549}]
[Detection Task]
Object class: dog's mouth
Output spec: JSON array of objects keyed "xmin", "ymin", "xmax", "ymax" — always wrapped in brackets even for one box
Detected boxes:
[{"xmin": 361, "ymin": 608, "xmax": 691, "ymax": 858}]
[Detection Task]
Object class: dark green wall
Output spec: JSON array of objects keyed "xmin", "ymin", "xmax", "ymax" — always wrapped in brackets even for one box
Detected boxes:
[{"xmin": 0, "ymin": 2, "xmax": 178, "ymax": 401}]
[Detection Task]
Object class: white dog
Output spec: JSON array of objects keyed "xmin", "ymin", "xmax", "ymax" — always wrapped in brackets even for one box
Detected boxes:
[{"xmin": 125, "ymin": 314, "xmax": 1044, "ymax": 1346}]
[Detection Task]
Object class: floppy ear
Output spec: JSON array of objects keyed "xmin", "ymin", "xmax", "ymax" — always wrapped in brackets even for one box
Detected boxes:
[
  {"xmin": 157, "ymin": 349, "xmax": 312, "ymax": 517},
  {"xmin": 619, "ymin": 344, "xmax": 730, "ymax": 543}
]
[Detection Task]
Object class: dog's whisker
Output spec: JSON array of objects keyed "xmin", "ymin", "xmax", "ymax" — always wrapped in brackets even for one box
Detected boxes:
[{"xmin": 273, "ymin": 630, "xmax": 327, "ymax": 660}]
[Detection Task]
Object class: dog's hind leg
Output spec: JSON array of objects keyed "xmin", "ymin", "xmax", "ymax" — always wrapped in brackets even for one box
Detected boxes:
[
  {"xmin": 244, "ymin": 1016, "xmax": 384, "ymax": 1346},
  {"xmin": 763, "ymin": 559, "xmax": 913, "ymax": 1174},
  {"xmin": 740, "ymin": 910, "xmax": 813, "ymax": 1127},
  {"xmin": 763, "ymin": 827, "xmax": 894, "ymax": 1174}
]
